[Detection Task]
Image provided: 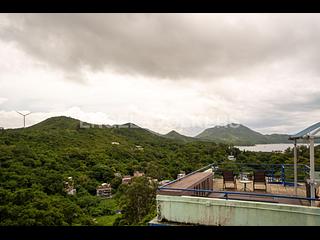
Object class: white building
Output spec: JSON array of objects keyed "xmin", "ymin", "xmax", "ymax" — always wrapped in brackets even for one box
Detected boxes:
[
  {"xmin": 135, "ymin": 145, "xmax": 144, "ymax": 151},
  {"xmin": 114, "ymin": 172, "xmax": 122, "ymax": 178},
  {"xmin": 96, "ymin": 183, "xmax": 112, "ymax": 198},
  {"xmin": 64, "ymin": 177, "xmax": 76, "ymax": 195},
  {"xmin": 227, "ymin": 155, "xmax": 236, "ymax": 161},
  {"xmin": 177, "ymin": 171, "xmax": 186, "ymax": 179},
  {"xmin": 159, "ymin": 180, "xmax": 171, "ymax": 186},
  {"xmin": 147, "ymin": 177, "xmax": 158, "ymax": 184},
  {"xmin": 134, "ymin": 171, "xmax": 145, "ymax": 177}
]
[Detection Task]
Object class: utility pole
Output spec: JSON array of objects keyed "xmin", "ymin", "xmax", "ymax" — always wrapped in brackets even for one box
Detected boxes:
[
  {"xmin": 16, "ymin": 111, "xmax": 32, "ymax": 128},
  {"xmin": 309, "ymin": 136, "xmax": 316, "ymax": 206}
]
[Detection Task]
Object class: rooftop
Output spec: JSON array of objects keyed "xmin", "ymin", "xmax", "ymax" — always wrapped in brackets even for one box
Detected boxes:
[
  {"xmin": 210, "ymin": 178, "xmax": 311, "ymax": 206},
  {"xmin": 158, "ymin": 164, "xmax": 320, "ymax": 207},
  {"xmin": 167, "ymin": 172, "xmax": 211, "ymax": 189},
  {"xmin": 289, "ymin": 121, "xmax": 320, "ymax": 140},
  {"xmin": 155, "ymin": 164, "xmax": 320, "ymax": 226}
]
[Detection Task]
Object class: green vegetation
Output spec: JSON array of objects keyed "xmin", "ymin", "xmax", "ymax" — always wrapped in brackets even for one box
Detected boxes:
[
  {"xmin": 0, "ymin": 116, "xmax": 229, "ymax": 226},
  {"xmin": 94, "ymin": 198, "xmax": 120, "ymax": 226},
  {"xmin": 0, "ymin": 116, "xmax": 319, "ymax": 226},
  {"xmin": 114, "ymin": 177, "xmax": 157, "ymax": 225},
  {"xmin": 96, "ymin": 214, "xmax": 121, "ymax": 226}
]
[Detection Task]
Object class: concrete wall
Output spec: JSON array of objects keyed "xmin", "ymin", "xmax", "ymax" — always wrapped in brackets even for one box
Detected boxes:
[{"xmin": 157, "ymin": 195, "xmax": 320, "ymax": 226}]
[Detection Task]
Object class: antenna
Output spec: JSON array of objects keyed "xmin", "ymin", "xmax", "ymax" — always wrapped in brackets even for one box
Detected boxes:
[{"xmin": 16, "ymin": 111, "xmax": 32, "ymax": 128}]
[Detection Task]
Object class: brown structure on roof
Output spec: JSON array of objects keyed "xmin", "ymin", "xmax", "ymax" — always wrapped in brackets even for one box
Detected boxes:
[
  {"xmin": 222, "ymin": 171, "xmax": 237, "ymax": 189},
  {"xmin": 157, "ymin": 172, "xmax": 213, "ymax": 197},
  {"xmin": 253, "ymin": 170, "xmax": 267, "ymax": 191}
]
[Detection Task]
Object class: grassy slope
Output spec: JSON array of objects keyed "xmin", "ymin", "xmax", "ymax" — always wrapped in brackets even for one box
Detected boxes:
[
  {"xmin": 94, "ymin": 198, "xmax": 120, "ymax": 226},
  {"xmin": 95, "ymin": 214, "xmax": 121, "ymax": 226}
]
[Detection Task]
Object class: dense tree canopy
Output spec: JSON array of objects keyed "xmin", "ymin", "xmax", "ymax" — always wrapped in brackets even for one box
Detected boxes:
[
  {"xmin": 0, "ymin": 117, "xmax": 319, "ymax": 225},
  {"xmin": 114, "ymin": 177, "xmax": 157, "ymax": 225}
]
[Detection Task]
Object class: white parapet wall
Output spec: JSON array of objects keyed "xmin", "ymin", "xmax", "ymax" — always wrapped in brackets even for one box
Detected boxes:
[{"xmin": 156, "ymin": 194, "xmax": 320, "ymax": 226}]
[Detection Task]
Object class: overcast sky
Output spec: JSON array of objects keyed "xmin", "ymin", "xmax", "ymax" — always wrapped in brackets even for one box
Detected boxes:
[{"xmin": 0, "ymin": 13, "xmax": 320, "ymax": 136}]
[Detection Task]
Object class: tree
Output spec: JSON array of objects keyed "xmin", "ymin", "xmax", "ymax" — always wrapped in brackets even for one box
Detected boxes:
[
  {"xmin": 90, "ymin": 164, "xmax": 114, "ymax": 183},
  {"xmin": 116, "ymin": 177, "xmax": 157, "ymax": 225},
  {"xmin": 111, "ymin": 177, "xmax": 122, "ymax": 191}
]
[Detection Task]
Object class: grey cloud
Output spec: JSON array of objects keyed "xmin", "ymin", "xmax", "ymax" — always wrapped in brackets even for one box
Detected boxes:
[
  {"xmin": 273, "ymin": 94, "xmax": 320, "ymax": 113},
  {"xmin": 239, "ymin": 94, "xmax": 320, "ymax": 134},
  {"xmin": 2, "ymin": 14, "xmax": 320, "ymax": 81}
]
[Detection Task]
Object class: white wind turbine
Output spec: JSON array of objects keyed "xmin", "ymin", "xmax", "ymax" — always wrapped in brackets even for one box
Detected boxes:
[{"xmin": 16, "ymin": 111, "xmax": 32, "ymax": 128}]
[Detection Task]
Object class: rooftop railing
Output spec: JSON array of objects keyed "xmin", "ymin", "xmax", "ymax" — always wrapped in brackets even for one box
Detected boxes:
[
  {"xmin": 158, "ymin": 163, "xmax": 319, "ymax": 205},
  {"xmin": 158, "ymin": 186, "xmax": 320, "ymax": 203}
]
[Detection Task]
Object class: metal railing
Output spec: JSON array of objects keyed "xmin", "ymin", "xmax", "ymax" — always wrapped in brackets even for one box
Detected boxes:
[
  {"xmin": 158, "ymin": 186, "xmax": 320, "ymax": 202},
  {"xmin": 160, "ymin": 163, "xmax": 310, "ymax": 188},
  {"xmin": 158, "ymin": 162, "xmax": 319, "ymax": 205},
  {"xmin": 160, "ymin": 163, "xmax": 214, "ymax": 188}
]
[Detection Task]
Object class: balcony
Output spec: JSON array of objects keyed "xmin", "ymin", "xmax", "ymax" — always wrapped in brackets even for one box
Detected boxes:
[{"xmin": 153, "ymin": 163, "xmax": 320, "ymax": 226}]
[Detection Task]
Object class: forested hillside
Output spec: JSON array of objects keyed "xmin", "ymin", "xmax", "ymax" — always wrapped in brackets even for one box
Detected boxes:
[
  {"xmin": 0, "ymin": 116, "xmax": 319, "ymax": 226},
  {"xmin": 0, "ymin": 117, "xmax": 229, "ymax": 225}
]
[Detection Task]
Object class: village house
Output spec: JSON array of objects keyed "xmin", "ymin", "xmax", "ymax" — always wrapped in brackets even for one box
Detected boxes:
[
  {"xmin": 227, "ymin": 155, "xmax": 236, "ymax": 161},
  {"xmin": 122, "ymin": 175, "xmax": 132, "ymax": 184},
  {"xmin": 135, "ymin": 145, "xmax": 144, "ymax": 151},
  {"xmin": 177, "ymin": 171, "xmax": 186, "ymax": 179},
  {"xmin": 133, "ymin": 171, "xmax": 145, "ymax": 177},
  {"xmin": 96, "ymin": 183, "xmax": 112, "ymax": 198},
  {"xmin": 122, "ymin": 171, "xmax": 145, "ymax": 185},
  {"xmin": 114, "ymin": 172, "xmax": 122, "ymax": 178},
  {"xmin": 147, "ymin": 176, "xmax": 158, "ymax": 184},
  {"xmin": 64, "ymin": 177, "xmax": 76, "ymax": 195}
]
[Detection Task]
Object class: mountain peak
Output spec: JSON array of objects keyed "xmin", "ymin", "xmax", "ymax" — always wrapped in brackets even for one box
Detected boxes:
[
  {"xmin": 28, "ymin": 116, "xmax": 82, "ymax": 130},
  {"xmin": 196, "ymin": 123, "xmax": 291, "ymax": 145},
  {"xmin": 166, "ymin": 130, "xmax": 181, "ymax": 136},
  {"xmin": 163, "ymin": 130, "xmax": 199, "ymax": 142}
]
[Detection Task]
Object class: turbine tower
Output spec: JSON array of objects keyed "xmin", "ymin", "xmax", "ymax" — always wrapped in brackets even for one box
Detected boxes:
[{"xmin": 16, "ymin": 111, "xmax": 32, "ymax": 128}]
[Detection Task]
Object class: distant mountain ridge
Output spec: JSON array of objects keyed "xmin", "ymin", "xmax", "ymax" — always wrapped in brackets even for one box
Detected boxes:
[
  {"xmin": 28, "ymin": 117, "xmax": 142, "ymax": 131},
  {"xmin": 22, "ymin": 116, "xmax": 309, "ymax": 145},
  {"xmin": 195, "ymin": 123, "xmax": 291, "ymax": 145}
]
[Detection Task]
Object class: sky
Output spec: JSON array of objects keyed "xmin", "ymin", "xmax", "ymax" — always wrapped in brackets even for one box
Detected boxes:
[{"xmin": 0, "ymin": 13, "xmax": 320, "ymax": 136}]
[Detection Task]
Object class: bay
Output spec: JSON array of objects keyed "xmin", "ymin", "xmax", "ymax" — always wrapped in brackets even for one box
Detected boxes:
[{"xmin": 235, "ymin": 143, "xmax": 320, "ymax": 152}]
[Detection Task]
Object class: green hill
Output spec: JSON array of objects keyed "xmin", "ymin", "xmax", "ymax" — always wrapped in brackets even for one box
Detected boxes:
[
  {"xmin": 163, "ymin": 130, "xmax": 203, "ymax": 143},
  {"xmin": 0, "ymin": 115, "xmax": 229, "ymax": 188},
  {"xmin": 28, "ymin": 116, "xmax": 82, "ymax": 130},
  {"xmin": 195, "ymin": 123, "xmax": 292, "ymax": 145}
]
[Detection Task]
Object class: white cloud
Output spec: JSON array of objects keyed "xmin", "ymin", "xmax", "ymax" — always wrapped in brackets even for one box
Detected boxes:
[
  {"xmin": 0, "ymin": 97, "xmax": 7, "ymax": 105},
  {"xmin": 1, "ymin": 14, "xmax": 320, "ymax": 136},
  {"xmin": 0, "ymin": 107, "xmax": 115, "ymax": 129}
]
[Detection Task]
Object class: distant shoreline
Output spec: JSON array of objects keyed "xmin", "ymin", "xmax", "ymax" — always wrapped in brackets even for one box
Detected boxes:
[{"xmin": 235, "ymin": 143, "xmax": 320, "ymax": 153}]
